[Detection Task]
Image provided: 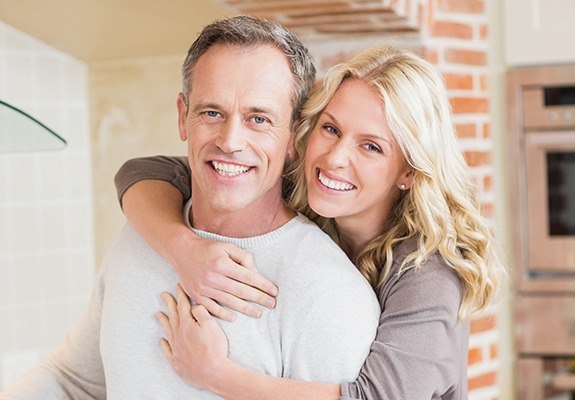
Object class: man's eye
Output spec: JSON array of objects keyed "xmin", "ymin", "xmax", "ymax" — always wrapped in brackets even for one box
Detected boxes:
[
  {"xmin": 205, "ymin": 111, "xmax": 220, "ymax": 118},
  {"xmin": 252, "ymin": 116, "xmax": 268, "ymax": 125}
]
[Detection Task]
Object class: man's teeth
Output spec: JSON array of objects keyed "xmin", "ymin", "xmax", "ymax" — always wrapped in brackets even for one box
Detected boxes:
[
  {"xmin": 212, "ymin": 161, "xmax": 250, "ymax": 176},
  {"xmin": 318, "ymin": 171, "xmax": 354, "ymax": 191}
]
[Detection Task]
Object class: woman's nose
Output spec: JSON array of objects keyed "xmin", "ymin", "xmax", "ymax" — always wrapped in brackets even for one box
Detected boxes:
[{"xmin": 325, "ymin": 140, "xmax": 351, "ymax": 169}]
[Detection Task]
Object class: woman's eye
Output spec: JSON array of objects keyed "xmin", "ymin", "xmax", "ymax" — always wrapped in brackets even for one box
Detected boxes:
[
  {"xmin": 323, "ymin": 124, "xmax": 339, "ymax": 135},
  {"xmin": 363, "ymin": 143, "xmax": 382, "ymax": 153}
]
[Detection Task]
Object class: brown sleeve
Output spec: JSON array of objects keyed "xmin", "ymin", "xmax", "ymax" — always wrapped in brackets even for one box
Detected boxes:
[
  {"xmin": 340, "ymin": 249, "xmax": 469, "ymax": 400},
  {"xmin": 114, "ymin": 155, "xmax": 191, "ymax": 207}
]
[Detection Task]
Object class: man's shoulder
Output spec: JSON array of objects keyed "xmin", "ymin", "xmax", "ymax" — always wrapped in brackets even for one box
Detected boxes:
[{"xmin": 100, "ymin": 223, "xmax": 170, "ymax": 279}]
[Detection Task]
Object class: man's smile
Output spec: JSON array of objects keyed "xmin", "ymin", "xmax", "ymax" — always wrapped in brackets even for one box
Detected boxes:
[{"xmin": 211, "ymin": 160, "xmax": 252, "ymax": 177}]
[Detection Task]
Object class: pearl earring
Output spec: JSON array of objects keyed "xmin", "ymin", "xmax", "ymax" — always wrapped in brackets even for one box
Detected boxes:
[{"xmin": 399, "ymin": 184, "xmax": 406, "ymax": 190}]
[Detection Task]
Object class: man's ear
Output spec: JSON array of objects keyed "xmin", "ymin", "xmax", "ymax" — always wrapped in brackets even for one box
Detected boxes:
[
  {"xmin": 287, "ymin": 135, "xmax": 296, "ymax": 161},
  {"xmin": 177, "ymin": 93, "xmax": 189, "ymax": 141}
]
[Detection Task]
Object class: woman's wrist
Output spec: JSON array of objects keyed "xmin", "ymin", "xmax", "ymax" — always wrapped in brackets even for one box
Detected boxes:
[{"xmin": 162, "ymin": 223, "xmax": 197, "ymax": 274}]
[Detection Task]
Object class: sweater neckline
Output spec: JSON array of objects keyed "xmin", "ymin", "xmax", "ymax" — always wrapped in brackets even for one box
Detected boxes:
[{"xmin": 183, "ymin": 199, "xmax": 303, "ymax": 250}]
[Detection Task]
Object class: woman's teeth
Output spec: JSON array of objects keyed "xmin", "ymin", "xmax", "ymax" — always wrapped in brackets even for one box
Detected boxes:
[{"xmin": 318, "ymin": 171, "xmax": 355, "ymax": 191}]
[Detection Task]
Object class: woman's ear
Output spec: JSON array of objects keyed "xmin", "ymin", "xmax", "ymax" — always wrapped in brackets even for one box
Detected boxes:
[{"xmin": 397, "ymin": 169, "xmax": 415, "ymax": 190}]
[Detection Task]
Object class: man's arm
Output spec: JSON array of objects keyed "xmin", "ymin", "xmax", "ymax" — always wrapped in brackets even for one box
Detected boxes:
[{"xmin": 0, "ymin": 269, "xmax": 107, "ymax": 399}]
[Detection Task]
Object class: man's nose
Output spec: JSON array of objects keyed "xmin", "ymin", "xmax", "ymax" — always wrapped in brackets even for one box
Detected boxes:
[
  {"xmin": 216, "ymin": 119, "xmax": 247, "ymax": 153},
  {"xmin": 325, "ymin": 140, "xmax": 351, "ymax": 169}
]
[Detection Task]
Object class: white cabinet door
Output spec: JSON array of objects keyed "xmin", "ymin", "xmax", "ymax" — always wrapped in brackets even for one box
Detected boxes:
[{"xmin": 505, "ymin": 0, "xmax": 575, "ymax": 65}]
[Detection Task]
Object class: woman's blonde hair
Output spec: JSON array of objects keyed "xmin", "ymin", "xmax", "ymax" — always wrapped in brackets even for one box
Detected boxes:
[{"xmin": 287, "ymin": 45, "xmax": 505, "ymax": 320}]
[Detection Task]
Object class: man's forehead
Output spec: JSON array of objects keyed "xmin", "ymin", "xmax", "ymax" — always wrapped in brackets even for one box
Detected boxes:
[{"xmin": 189, "ymin": 44, "xmax": 295, "ymax": 115}]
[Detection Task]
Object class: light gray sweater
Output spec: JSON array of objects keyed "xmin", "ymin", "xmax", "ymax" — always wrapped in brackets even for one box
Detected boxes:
[{"xmin": 1, "ymin": 213, "xmax": 380, "ymax": 399}]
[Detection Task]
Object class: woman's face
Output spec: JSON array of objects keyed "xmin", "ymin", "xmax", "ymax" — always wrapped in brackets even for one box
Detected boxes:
[{"xmin": 304, "ymin": 79, "xmax": 411, "ymax": 233}]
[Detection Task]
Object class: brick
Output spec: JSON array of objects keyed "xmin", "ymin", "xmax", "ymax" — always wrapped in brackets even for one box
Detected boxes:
[
  {"xmin": 483, "ymin": 123, "xmax": 490, "ymax": 138},
  {"xmin": 483, "ymin": 175, "xmax": 493, "ymax": 191},
  {"xmin": 481, "ymin": 203, "xmax": 494, "ymax": 218},
  {"xmin": 284, "ymin": 14, "xmax": 372, "ymax": 28},
  {"xmin": 424, "ymin": 48, "xmax": 439, "ymax": 64},
  {"xmin": 451, "ymin": 97, "xmax": 489, "ymax": 114},
  {"xmin": 432, "ymin": 21, "xmax": 473, "ymax": 39},
  {"xmin": 468, "ymin": 347, "xmax": 483, "ymax": 365},
  {"xmin": 240, "ymin": 1, "xmax": 350, "ymax": 14},
  {"xmin": 443, "ymin": 73, "xmax": 473, "ymax": 90},
  {"xmin": 455, "ymin": 123, "xmax": 476, "ymax": 138},
  {"xmin": 471, "ymin": 315, "xmax": 496, "ymax": 333},
  {"xmin": 439, "ymin": 0, "xmax": 485, "ymax": 14},
  {"xmin": 480, "ymin": 74, "xmax": 489, "ymax": 91},
  {"xmin": 490, "ymin": 343, "xmax": 498, "ymax": 360},
  {"xmin": 445, "ymin": 49, "xmax": 487, "ymax": 65},
  {"xmin": 465, "ymin": 150, "xmax": 492, "ymax": 167},
  {"xmin": 480, "ymin": 24, "xmax": 488, "ymax": 40},
  {"xmin": 468, "ymin": 371, "xmax": 497, "ymax": 390}
]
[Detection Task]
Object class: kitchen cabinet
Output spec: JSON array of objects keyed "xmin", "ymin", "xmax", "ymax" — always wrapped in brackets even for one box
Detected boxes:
[{"xmin": 505, "ymin": 0, "xmax": 575, "ymax": 65}]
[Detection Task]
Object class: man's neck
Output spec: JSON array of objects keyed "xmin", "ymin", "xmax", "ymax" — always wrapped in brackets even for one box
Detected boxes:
[{"xmin": 190, "ymin": 197, "xmax": 296, "ymax": 238}]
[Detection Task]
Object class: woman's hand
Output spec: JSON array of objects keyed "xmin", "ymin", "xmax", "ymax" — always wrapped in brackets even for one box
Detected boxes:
[
  {"xmin": 157, "ymin": 284, "xmax": 230, "ymax": 390},
  {"xmin": 168, "ymin": 228, "xmax": 278, "ymax": 322}
]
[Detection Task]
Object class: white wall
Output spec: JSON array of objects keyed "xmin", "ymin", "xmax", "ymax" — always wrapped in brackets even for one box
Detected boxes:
[{"xmin": 0, "ymin": 21, "xmax": 94, "ymax": 388}]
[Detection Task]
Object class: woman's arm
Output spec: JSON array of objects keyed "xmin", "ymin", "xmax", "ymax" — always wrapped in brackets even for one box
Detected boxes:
[
  {"xmin": 158, "ymin": 252, "xmax": 467, "ymax": 400},
  {"xmin": 158, "ymin": 285, "xmax": 340, "ymax": 400},
  {"xmin": 115, "ymin": 156, "xmax": 278, "ymax": 321}
]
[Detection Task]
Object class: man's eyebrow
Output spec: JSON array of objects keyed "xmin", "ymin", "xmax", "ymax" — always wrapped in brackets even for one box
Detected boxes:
[
  {"xmin": 191, "ymin": 102, "xmax": 221, "ymax": 113},
  {"xmin": 247, "ymin": 106, "xmax": 280, "ymax": 120}
]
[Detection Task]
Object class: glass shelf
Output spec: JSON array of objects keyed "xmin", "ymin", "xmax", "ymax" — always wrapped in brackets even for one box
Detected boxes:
[{"xmin": 0, "ymin": 100, "xmax": 67, "ymax": 153}]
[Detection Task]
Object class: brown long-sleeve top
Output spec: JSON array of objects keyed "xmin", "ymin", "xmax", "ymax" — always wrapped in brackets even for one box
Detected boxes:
[{"xmin": 114, "ymin": 156, "xmax": 470, "ymax": 400}]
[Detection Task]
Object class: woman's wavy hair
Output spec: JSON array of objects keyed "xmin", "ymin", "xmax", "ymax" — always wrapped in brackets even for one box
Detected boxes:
[{"xmin": 286, "ymin": 45, "xmax": 505, "ymax": 320}]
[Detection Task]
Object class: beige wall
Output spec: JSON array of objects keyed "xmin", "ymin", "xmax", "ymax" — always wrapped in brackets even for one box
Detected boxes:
[
  {"xmin": 89, "ymin": 55, "xmax": 189, "ymax": 265},
  {"xmin": 0, "ymin": 21, "xmax": 93, "ymax": 388}
]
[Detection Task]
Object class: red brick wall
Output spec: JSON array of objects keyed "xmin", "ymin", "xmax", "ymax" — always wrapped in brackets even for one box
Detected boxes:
[{"xmin": 220, "ymin": 0, "xmax": 499, "ymax": 398}]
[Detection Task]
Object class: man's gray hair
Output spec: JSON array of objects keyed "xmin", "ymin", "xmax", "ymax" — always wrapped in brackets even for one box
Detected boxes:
[{"xmin": 181, "ymin": 15, "xmax": 316, "ymax": 129}]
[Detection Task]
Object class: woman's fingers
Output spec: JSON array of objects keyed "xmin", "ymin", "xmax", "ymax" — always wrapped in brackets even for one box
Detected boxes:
[
  {"xmin": 224, "ymin": 249, "xmax": 279, "ymax": 299},
  {"xmin": 191, "ymin": 304, "xmax": 212, "ymax": 327},
  {"xmin": 207, "ymin": 286, "xmax": 264, "ymax": 319},
  {"xmin": 225, "ymin": 244, "xmax": 257, "ymax": 271},
  {"xmin": 198, "ymin": 296, "xmax": 236, "ymax": 323}
]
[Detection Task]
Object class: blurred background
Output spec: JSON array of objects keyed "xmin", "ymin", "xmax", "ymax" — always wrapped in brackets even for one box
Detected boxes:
[{"xmin": 1, "ymin": 1, "xmax": 574, "ymax": 398}]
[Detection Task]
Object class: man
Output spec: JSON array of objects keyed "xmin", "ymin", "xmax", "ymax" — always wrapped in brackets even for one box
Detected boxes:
[{"xmin": 1, "ymin": 16, "xmax": 379, "ymax": 399}]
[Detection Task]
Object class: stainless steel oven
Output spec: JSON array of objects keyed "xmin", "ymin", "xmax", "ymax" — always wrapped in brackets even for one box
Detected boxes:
[{"xmin": 508, "ymin": 65, "xmax": 575, "ymax": 399}]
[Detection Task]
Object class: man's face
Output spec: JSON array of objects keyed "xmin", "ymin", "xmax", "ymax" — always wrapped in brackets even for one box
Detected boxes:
[{"xmin": 178, "ymin": 44, "xmax": 295, "ymax": 218}]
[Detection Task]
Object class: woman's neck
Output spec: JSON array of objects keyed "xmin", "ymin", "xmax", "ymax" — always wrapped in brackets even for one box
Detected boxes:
[{"xmin": 336, "ymin": 223, "xmax": 378, "ymax": 263}]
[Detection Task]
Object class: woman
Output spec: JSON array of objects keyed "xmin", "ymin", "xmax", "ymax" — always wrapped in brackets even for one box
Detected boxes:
[{"xmin": 115, "ymin": 45, "xmax": 505, "ymax": 399}]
